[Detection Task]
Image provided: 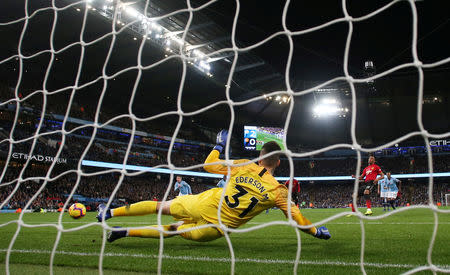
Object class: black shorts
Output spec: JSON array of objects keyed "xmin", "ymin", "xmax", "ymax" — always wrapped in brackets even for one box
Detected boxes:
[
  {"xmin": 358, "ymin": 180, "xmax": 376, "ymax": 197},
  {"xmin": 290, "ymin": 191, "xmax": 299, "ymax": 203}
]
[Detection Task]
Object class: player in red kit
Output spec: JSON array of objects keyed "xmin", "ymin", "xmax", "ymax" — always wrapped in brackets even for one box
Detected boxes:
[
  {"xmin": 350, "ymin": 156, "xmax": 384, "ymax": 216},
  {"xmin": 285, "ymin": 179, "xmax": 300, "ymax": 206}
]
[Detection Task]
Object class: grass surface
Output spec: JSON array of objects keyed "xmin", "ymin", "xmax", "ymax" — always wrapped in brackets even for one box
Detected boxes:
[
  {"xmin": 0, "ymin": 207, "xmax": 449, "ymax": 274},
  {"xmin": 256, "ymin": 131, "xmax": 284, "ymax": 150}
]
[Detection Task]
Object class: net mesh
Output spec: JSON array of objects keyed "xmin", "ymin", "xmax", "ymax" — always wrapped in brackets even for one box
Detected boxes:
[{"xmin": 0, "ymin": 0, "xmax": 449, "ymax": 274}]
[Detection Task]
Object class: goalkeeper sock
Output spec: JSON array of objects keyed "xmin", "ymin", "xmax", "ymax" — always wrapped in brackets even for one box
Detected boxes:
[
  {"xmin": 366, "ymin": 200, "xmax": 371, "ymax": 209},
  {"xmin": 351, "ymin": 204, "xmax": 356, "ymax": 212},
  {"xmin": 112, "ymin": 201, "xmax": 157, "ymax": 217},
  {"xmin": 128, "ymin": 225, "xmax": 175, "ymax": 238}
]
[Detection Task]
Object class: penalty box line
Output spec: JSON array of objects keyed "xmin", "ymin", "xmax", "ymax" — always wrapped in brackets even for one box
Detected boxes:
[{"xmin": 1, "ymin": 249, "xmax": 450, "ymax": 270}]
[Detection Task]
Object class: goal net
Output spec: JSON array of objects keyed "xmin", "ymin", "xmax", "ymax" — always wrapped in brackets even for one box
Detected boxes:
[{"xmin": 0, "ymin": 0, "xmax": 449, "ymax": 274}]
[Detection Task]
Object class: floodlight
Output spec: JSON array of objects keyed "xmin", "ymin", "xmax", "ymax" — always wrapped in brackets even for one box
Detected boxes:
[
  {"xmin": 313, "ymin": 104, "xmax": 341, "ymax": 116},
  {"xmin": 151, "ymin": 23, "xmax": 162, "ymax": 32},
  {"xmin": 199, "ymin": 61, "xmax": 211, "ymax": 71},
  {"xmin": 193, "ymin": 49, "xmax": 206, "ymax": 58},
  {"xmin": 124, "ymin": 6, "xmax": 140, "ymax": 18},
  {"xmin": 322, "ymin": 98, "xmax": 337, "ymax": 104},
  {"xmin": 186, "ymin": 44, "xmax": 205, "ymax": 51},
  {"xmin": 171, "ymin": 36, "xmax": 184, "ymax": 45}
]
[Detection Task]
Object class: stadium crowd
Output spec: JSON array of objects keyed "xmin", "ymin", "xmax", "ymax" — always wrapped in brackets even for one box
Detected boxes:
[
  {"xmin": 1, "ymin": 82, "xmax": 450, "ymax": 211},
  {"xmin": 298, "ymin": 181, "xmax": 448, "ymax": 208},
  {"xmin": 0, "ymin": 169, "xmax": 213, "ymax": 211},
  {"xmin": 1, "ymin": 166, "xmax": 448, "ymax": 211},
  {"xmin": 276, "ymin": 154, "xmax": 450, "ymax": 177}
]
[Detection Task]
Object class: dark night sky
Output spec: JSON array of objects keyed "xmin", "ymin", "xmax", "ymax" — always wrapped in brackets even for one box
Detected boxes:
[
  {"xmin": 0, "ymin": 0, "xmax": 449, "ymax": 149},
  {"xmin": 209, "ymin": 0, "xmax": 450, "ymax": 80}
]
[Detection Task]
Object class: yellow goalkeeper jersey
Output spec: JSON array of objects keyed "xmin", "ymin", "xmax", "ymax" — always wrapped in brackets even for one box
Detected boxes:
[{"xmin": 202, "ymin": 150, "xmax": 312, "ymax": 230}]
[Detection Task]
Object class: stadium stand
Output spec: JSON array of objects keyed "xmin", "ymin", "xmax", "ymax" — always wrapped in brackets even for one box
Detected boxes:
[{"xmin": 1, "ymin": 82, "xmax": 449, "ymax": 211}]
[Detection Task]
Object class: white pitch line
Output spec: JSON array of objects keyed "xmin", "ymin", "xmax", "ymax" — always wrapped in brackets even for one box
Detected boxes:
[
  {"xmin": 311, "ymin": 222, "xmax": 450, "ymax": 225},
  {"xmin": 1, "ymin": 249, "xmax": 449, "ymax": 270},
  {"xmin": 4, "ymin": 221, "xmax": 450, "ymax": 225},
  {"xmin": 248, "ymin": 221, "xmax": 450, "ymax": 225}
]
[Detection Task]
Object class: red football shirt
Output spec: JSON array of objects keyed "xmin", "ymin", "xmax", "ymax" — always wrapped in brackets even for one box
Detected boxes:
[
  {"xmin": 362, "ymin": 164, "xmax": 382, "ymax": 182},
  {"xmin": 285, "ymin": 179, "xmax": 300, "ymax": 192}
]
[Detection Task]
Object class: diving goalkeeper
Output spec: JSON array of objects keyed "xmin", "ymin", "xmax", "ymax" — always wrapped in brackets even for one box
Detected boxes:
[{"xmin": 97, "ymin": 130, "xmax": 330, "ymax": 242}]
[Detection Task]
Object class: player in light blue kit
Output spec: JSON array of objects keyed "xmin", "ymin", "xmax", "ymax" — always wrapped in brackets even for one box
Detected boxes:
[
  {"xmin": 376, "ymin": 172, "xmax": 401, "ymax": 211},
  {"xmin": 386, "ymin": 172, "xmax": 401, "ymax": 210},
  {"xmin": 377, "ymin": 175, "xmax": 390, "ymax": 211},
  {"xmin": 174, "ymin": 176, "xmax": 192, "ymax": 196},
  {"xmin": 216, "ymin": 175, "xmax": 227, "ymax": 188}
]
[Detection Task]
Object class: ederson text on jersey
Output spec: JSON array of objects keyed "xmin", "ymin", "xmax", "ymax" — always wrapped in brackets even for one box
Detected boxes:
[{"xmin": 202, "ymin": 150, "xmax": 314, "ymax": 232}]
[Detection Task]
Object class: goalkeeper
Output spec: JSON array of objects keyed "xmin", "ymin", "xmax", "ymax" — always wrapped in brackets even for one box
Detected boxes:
[{"xmin": 98, "ymin": 130, "xmax": 331, "ymax": 242}]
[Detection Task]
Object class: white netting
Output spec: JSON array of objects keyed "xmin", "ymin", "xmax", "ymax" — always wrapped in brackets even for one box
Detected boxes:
[{"xmin": 0, "ymin": 0, "xmax": 449, "ymax": 274}]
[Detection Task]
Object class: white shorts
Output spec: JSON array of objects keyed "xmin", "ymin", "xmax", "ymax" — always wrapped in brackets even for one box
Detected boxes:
[
  {"xmin": 387, "ymin": 191, "xmax": 398, "ymax": 199},
  {"xmin": 178, "ymin": 192, "xmax": 188, "ymax": 196},
  {"xmin": 380, "ymin": 192, "xmax": 388, "ymax": 198}
]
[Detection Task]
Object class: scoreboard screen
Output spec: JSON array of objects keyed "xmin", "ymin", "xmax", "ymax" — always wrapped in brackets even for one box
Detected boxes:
[{"xmin": 243, "ymin": 126, "xmax": 285, "ymax": 151}]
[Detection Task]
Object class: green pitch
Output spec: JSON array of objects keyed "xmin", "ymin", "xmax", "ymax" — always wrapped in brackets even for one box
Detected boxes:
[
  {"xmin": 0, "ymin": 207, "xmax": 449, "ymax": 274},
  {"xmin": 256, "ymin": 131, "xmax": 284, "ymax": 150}
]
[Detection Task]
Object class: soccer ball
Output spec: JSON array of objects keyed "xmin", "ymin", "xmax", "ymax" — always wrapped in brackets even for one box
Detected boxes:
[{"xmin": 68, "ymin": 203, "xmax": 86, "ymax": 219}]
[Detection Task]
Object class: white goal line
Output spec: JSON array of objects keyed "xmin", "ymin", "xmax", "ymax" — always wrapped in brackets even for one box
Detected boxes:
[
  {"xmin": 13, "ymin": 221, "xmax": 450, "ymax": 225},
  {"xmin": 2, "ymin": 249, "xmax": 449, "ymax": 270}
]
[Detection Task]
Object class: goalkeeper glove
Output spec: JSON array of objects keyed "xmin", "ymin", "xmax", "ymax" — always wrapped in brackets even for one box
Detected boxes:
[
  {"xmin": 314, "ymin": 226, "xmax": 331, "ymax": 240},
  {"xmin": 213, "ymin": 129, "xmax": 228, "ymax": 153}
]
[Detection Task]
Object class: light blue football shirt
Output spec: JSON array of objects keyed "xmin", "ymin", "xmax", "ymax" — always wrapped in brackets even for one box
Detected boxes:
[{"xmin": 174, "ymin": 181, "xmax": 192, "ymax": 195}]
